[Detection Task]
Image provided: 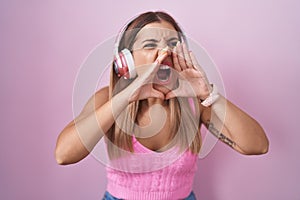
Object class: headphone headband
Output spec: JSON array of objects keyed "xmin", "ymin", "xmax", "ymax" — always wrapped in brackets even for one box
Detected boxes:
[{"xmin": 113, "ymin": 13, "xmax": 188, "ymax": 79}]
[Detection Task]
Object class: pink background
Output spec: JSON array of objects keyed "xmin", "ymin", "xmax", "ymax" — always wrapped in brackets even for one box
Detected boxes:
[{"xmin": 1, "ymin": 0, "xmax": 299, "ymax": 199}]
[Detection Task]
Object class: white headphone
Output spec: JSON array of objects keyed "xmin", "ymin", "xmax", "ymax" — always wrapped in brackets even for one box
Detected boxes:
[
  {"xmin": 113, "ymin": 23, "xmax": 136, "ymax": 79},
  {"xmin": 113, "ymin": 18, "xmax": 187, "ymax": 80}
]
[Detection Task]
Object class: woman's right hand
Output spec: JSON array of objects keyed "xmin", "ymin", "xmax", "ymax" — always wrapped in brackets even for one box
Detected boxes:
[{"xmin": 124, "ymin": 50, "xmax": 169, "ymax": 102}]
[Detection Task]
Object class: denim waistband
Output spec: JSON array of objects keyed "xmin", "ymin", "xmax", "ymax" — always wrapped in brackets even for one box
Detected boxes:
[{"xmin": 102, "ymin": 191, "xmax": 196, "ymax": 200}]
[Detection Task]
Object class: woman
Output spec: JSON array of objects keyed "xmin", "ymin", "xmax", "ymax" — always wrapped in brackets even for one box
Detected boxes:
[{"xmin": 55, "ymin": 11, "xmax": 269, "ymax": 200}]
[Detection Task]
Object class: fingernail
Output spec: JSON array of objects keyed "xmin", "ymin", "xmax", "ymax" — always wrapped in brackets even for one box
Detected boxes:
[
  {"xmin": 159, "ymin": 51, "xmax": 168, "ymax": 59},
  {"xmin": 176, "ymin": 41, "xmax": 180, "ymax": 47},
  {"xmin": 162, "ymin": 46, "xmax": 168, "ymax": 52},
  {"xmin": 173, "ymin": 46, "xmax": 177, "ymax": 53}
]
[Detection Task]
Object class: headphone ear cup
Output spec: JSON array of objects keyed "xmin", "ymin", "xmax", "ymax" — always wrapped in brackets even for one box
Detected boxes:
[{"xmin": 114, "ymin": 49, "xmax": 136, "ymax": 79}]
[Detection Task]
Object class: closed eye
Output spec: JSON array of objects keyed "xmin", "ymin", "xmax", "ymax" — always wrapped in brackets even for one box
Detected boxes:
[
  {"xmin": 143, "ymin": 43, "xmax": 157, "ymax": 49},
  {"xmin": 168, "ymin": 41, "xmax": 178, "ymax": 48},
  {"xmin": 167, "ymin": 38, "xmax": 179, "ymax": 48}
]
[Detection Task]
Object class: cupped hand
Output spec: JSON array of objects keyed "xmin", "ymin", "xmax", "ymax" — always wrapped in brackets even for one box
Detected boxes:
[
  {"xmin": 165, "ymin": 42, "xmax": 212, "ymax": 100},
  {"xmin": 127, "ymin": 51, "xmax": 169, "ymax": 102}
]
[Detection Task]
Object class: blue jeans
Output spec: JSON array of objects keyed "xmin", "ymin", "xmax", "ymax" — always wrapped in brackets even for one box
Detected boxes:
[{"xmin": 102, "ymin": 191, "xmax": 196, "ymax": 200}]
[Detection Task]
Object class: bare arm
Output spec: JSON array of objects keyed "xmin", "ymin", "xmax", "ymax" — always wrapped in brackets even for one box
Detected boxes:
[
  {"xmin": 55, "ymin": 53, "xmax": 169, "ymax": 165},
  {"xmin": 164, "ymin": 43, "xmax": 269, "ymax": 155},
  {"xmin": 55, "ymin": 86, "xmax": 132, "ymax": 165},
  {"xmin": 200, "ymin": 95, "xmax": 269, "ymax": 155}
]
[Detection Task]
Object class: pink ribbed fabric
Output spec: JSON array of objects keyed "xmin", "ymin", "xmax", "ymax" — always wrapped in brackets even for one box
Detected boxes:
[{"xmin": 106, "ymin": 136, "xmax": 198, "ymax": 200}]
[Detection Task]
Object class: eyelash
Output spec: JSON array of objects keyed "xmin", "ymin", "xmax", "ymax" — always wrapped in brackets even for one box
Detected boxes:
[
  {"xmin": 143, "ymin": 41, "xmax": 178, "ymax": 49},
  {"xmin": 169, "ymin": 41, "xmax": 178, "ymax": 47},
  {"xmin": 143, "ymin": 43, "xmax": 157, "ymax": 49}
]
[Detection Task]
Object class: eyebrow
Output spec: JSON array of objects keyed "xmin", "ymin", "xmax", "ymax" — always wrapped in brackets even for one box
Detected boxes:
[
  {"xmin": 168, "ymin": 37, "xmax": 179, "ymax": 42},
  {"xmin": 142, "ymin": 39, "xmax": 159, "ymax": 44},
  {"xmin": 142, "ymin": 37, "xmax": 179, "ymax": 44}
]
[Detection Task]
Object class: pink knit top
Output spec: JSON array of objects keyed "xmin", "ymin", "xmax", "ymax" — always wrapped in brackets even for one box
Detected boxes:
[{"xmin": 106, "ymin": 136, "xmax": 198, "ymax": 200}]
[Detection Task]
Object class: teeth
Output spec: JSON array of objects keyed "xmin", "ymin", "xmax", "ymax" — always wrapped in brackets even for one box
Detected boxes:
[{"xmin": 160, "ymin": 65, "xmax": 170, "ymax": 69}]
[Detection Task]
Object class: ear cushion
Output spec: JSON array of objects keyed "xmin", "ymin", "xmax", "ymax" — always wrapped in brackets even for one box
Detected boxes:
[{"xmin": 114, "ymin": 49, "xmax": 136, "ymax": 79}]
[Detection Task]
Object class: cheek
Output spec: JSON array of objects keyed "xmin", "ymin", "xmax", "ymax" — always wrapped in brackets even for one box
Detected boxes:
[{"xmin": 133, "ymin": 51, "xmax": 157, "ymax": 66}]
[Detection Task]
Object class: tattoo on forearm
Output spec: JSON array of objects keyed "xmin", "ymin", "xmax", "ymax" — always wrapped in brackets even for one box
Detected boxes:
[
  {"xmin": 205, "ymin": 121, "xmax": 236, "ymax": 148},
  {"xmin": 218, "ymin": 133, "xmax": 235, "ymax": 148}
]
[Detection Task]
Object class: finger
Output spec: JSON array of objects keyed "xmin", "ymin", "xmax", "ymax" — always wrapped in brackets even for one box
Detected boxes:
[
  {"xmin": 147, "ymin": 49, "xmax": 168, "ymax": 75},
  {"xmin": 135, "ymin": 64, "xmax": 157, "ymax": 82},
  {"xmin": 172, "ymin": 46, "xmax": 181, "ymax": 72},
  {"xmin": 176, "ymin": 42, "xmax": 187, "ymax": 70},
  {"xmin": 165, "ymin": 88, "xmax": 180, "ymax": 99},
  {"xmin": 136, "ymin": 84, "xmax": 165, "ymax": 100},
  {"xmin": 190, "ymin": 51, "xmax": 205, "ymax": 75},
  {"xmin": 134, "ymin": 84, "xmax": 151, "ymax": 100},
  {"xmin": 165, "ymin": 91, "xmax": 176, "ymax": 100},
  {"xmin": 190, "ymin": 51, "xmax": 211, "ymax": 87},
  {"xmin": 136, "ymin": 51, "xmax": 169, "ymax": 81},
  {"xmin": 182, "ymin": 42, "xmax": 193, "ymax": 68},
  {"xmin": 151, "ymin": 88, "xmax": 165, "ymax": 100},
  {"xmin": 155, "ymin": 48, "xmax": 169, "ymax": 64}
]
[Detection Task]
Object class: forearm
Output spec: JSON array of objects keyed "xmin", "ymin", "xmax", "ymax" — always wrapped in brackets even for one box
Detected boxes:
[
  {"xmin": 201, "ymin": 95, "xmax": 269, "ymax": 155},
  {"xmin": 55, "ymin": 89, "xmax": 131, "ymax": 165}
]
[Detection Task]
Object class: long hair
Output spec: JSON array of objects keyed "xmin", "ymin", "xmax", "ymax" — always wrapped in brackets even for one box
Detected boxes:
[{"xmin": 106, "ymin": 11, "xmax": 201, "ymax": 158}]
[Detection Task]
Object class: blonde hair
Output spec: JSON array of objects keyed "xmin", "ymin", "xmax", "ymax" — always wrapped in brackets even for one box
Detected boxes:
[
  {"xmin": 106, "ymin": 66, "xmax": 202, "ymax": 158},
  {"xmin": 106, "ymin": 11, "xmax": 202, "ymax": 158}
]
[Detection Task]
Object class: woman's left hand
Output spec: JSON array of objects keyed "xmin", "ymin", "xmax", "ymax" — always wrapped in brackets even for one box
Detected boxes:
[{"xmin": 166, "ymin": 42, "xmax": 212, "ymax": 100}]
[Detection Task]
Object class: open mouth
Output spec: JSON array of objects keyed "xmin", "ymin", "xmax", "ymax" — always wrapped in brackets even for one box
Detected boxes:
[{"xmin": 157, "ymin": 65, "xmax": 171, "ymax": 82}]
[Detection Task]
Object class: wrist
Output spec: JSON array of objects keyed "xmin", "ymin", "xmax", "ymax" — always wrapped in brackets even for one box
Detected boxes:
[
  {"xmin": 199, "ymin": 84, "xmax": 213, "ymax": 100},
  {"xmin": 199, "ymin": 84, "xmax": 220, "ymax": 107}
]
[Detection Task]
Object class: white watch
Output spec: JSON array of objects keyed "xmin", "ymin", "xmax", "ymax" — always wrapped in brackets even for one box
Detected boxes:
[{"xmin": 201, "ymin": 84, "xmax": 220, "ymax": 107}]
